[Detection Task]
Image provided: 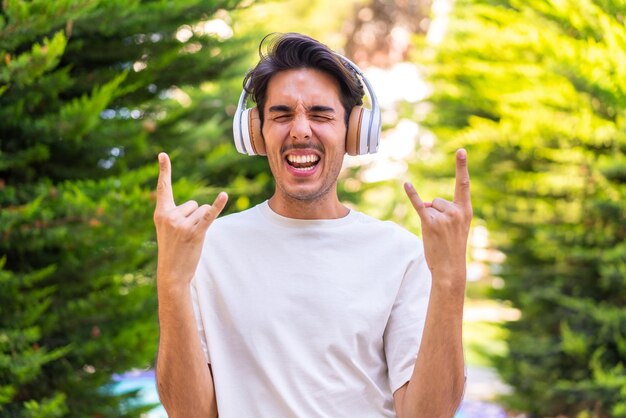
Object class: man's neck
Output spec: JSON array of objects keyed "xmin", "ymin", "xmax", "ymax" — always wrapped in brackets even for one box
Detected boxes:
[{"xmin": 268, "ymin": 193, "xmax": 349, "ymax": 220}]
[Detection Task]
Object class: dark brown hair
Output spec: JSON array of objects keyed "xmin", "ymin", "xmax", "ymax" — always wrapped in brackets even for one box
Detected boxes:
[{"xmin": 243, "ymin": 33, "xmax": 364, "ymax": 126}]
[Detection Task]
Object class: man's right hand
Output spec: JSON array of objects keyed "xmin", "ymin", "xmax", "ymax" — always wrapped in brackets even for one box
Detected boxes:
[{"xmin": 153, "ymin": 152, "xmax": 228, "ymax": 292}]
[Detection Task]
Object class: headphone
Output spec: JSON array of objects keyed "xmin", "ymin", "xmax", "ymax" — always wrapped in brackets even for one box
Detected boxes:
[{"xmin": 232, "ymin": 55, "xmax": 381, "ymax": 156}]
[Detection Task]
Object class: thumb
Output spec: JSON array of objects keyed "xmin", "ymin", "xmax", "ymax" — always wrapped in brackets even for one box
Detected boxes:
[
  {"xmin": 404, "ymin": 182, "xmax": 427, "ymax": 218},
  {"xmin": 195, "ymin": 192, "xmax": 229, "ymax": 230}
]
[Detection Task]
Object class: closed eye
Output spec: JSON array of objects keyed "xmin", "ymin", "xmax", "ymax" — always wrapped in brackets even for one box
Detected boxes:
[
  {"xmin": 308, "ymin": 106, "xmax": 336, "ymax": 122},
  {"xmin": 273, "ymin": 114, "xmax": 292, "ymax": 122},
  {"xmin": 310, "ymin": 114, "xmax": 333, "ymax": 122}
]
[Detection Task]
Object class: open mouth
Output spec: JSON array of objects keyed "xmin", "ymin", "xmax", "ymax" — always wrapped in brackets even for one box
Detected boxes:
[{"xmin": 285, "ymin": 154, "xmax": 320, "ymax": 172}]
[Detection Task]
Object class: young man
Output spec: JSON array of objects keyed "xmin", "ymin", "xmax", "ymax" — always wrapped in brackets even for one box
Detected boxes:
[{"xmin": 154, "ymin": 33, "xmax": 471, "ymax": 418}]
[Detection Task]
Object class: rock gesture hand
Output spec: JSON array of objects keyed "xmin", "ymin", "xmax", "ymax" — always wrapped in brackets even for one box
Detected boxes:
[
  {"xmin": 153, "ymin": 152, "xmax": 228, "ymax": 292},
  {"xmin": 404, "ymin": 149, "xmax": 473, "ymax": 282}
]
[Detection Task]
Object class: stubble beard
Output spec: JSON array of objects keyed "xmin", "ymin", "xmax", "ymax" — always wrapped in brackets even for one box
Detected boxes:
[
  {"xmin": 276, "ymin": 177, "xmax": 337, "ymax": 203},
  {"xmin": 272, "ymin": 156, "xmax": 343, "ymax": 206}
]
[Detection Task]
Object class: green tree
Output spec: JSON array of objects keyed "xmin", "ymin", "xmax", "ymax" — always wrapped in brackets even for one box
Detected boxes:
[
  {"xmin": 0, "ymin": 0, "xmax": 273, "ymax": 416},
  {"xmin": 420, "ymin": 0, "xmax": 626, "ymax": 416}
]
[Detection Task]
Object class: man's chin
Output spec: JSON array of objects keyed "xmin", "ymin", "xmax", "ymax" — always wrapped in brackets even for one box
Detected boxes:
[
  {"xmin": 279, "ymin": 185, "xmax": 331, "ymax": 203},
  {"xmin": 287, "ymin": 191, "xmax": 324, "ymax": 202}
]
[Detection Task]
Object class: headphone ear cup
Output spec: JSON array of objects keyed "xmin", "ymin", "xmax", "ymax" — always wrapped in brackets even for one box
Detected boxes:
[
  {"xmin": 239, "ymin": 107, "xmax": 265, "ymax": 156},
  {"xmin": 248, "ymin": 107, "xmax": 265, "ymax": 156},
  {"xmin": 358, "ymin": 108, "xmax": 373, "ymax": 155},
  {"xmin": 346, "ymin": 106, "xmax": 363, "ymax": 156}
]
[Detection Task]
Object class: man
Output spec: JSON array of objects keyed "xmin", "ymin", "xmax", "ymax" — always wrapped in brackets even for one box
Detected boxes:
[{"xmin": 154, "ymin": 33, "xmax": 471, "ymax": 418}]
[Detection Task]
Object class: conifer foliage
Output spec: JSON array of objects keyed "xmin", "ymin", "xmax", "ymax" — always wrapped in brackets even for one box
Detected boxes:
[
  {"xmin": 424, "ymin": 0, "xmax": 626, "ymax": 416},
  {"xmin": 0, "ymin": 1, "xmax": 258, "ymax": 416}
]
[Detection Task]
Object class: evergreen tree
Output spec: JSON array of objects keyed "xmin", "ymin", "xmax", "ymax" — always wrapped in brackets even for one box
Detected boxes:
[
  {"xmin": 420, "ymin": 0, "xmax": 626, "ymax": 416},
  {"xmin": 0, "ymin": 1, "xmax": 273, "ymax": 416}
]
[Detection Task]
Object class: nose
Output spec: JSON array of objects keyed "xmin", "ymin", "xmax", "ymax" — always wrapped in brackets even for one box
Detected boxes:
[{"xmin": 290, "ymin": 113, "xmax": 312, "ymax": 141}]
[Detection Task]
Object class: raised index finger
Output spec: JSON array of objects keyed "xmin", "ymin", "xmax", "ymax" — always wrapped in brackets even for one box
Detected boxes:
[
  {"xmin": 454, "ymin": 148, "xmax": 471, "ymax": 207},
  {"xmin": 156, "ymin": 152, "xmax": 175, "ymax": 210}
]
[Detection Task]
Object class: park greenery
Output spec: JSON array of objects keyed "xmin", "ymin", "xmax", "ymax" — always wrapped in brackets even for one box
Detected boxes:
[
  {"xmin": 417, "ymin": 0, "xmax": 626, "ymax": 416},
  {"xmin": 1, "ymin": 0, "xmax": 625, "ymax": 417},
  {"xmin": 0, "ymin": 0, "xmax": 269, "ymax": 415}
]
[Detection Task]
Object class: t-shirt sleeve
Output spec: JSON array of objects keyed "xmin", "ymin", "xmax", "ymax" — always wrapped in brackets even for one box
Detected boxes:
[
  {"xmin": 383, "ymin": 249, "xmax": 432, "ymax": 394},
  {"xmin": 190, "ymin": 279, "xmax": 211, "ymax": 364}
]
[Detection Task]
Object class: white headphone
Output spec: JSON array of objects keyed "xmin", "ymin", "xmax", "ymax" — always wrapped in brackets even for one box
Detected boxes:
[{"xmin": 232, "ymin": 55, "xmax": 381, "ymax": 156}]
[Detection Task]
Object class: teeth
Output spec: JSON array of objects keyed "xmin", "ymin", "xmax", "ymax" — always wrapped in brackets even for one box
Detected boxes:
[
  {"xmin": 294, "ymin": 165, "xmax": 315, "ymax": 171},
  {"xmin": 287, "ymin": 154, "xmax": 320, "ymax": 164}
]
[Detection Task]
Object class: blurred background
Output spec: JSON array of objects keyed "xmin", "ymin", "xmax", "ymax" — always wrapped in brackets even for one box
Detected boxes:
[{"xmin": 1, "ymin": 0, "xmax": 625, "ymax": 417}]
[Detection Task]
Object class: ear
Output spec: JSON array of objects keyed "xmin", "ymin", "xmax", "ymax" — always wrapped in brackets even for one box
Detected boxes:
[
  {"xmin": 248, "ymin": 107, "xmax": 266, "ymax": 156},
  {"xmin": 345, "ymin": 106, "xmax": 363, "ymax": 156}
]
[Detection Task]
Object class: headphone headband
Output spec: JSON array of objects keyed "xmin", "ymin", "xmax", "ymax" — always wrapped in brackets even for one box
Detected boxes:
[{"xmin": 233, "ymin": 53, "xmax": 381, "ymax": 156}]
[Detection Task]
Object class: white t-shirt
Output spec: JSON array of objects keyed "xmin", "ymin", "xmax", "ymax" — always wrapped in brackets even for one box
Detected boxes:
[{"xmin": 191, "ymin": 201, "xmax": 431, "ymax": 418}]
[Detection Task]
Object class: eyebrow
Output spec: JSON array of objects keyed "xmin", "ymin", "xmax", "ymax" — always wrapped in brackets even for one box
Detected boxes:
[
  {"xmin": 268, "ymin": 105, "xmax": 336, "ymax": 113},
  {"xmin": 309, "ymin": 105, "xmax": 335, "ymax": 113}
]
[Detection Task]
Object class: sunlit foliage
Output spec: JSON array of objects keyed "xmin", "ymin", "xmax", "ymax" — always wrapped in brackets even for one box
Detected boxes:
[
  {"xmin": 233, "ymin": 0, "xmax": 363, "ymax": 49},
  {"xmin": 423, "ymin": 0, "xmax": 626, "ymax": 416},
  {"xmin": 0, "ymin": 0, "xmax": 268, "ymax": 415}
]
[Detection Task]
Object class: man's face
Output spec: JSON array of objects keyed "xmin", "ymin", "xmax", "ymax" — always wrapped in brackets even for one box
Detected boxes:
[{"xmin": 262, "ymin": 68, "xmax": 347, "ymax": 204}]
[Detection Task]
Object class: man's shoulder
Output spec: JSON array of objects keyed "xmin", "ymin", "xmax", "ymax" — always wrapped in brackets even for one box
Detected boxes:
[
  {"xmin": 212, "ymin": 203, "xmax": 262, "ymax": 230},
  {"xmin": 351, "ymin": 210, "xmax": 423, "ymax": 248}
]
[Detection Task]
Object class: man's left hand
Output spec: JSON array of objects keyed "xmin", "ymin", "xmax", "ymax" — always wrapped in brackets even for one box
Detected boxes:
[{"xmin": 404, "ymin": 148, "xmax": 473, "ymax": 283}]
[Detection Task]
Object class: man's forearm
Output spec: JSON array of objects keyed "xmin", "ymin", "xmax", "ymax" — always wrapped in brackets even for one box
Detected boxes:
[
  {"xmin": 156, "ymin": 285, "xmax": 217, "ymax": 418},
  {"xmin": 399, "ymin": 276, "xmax": 466, "ymax": 418}
]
